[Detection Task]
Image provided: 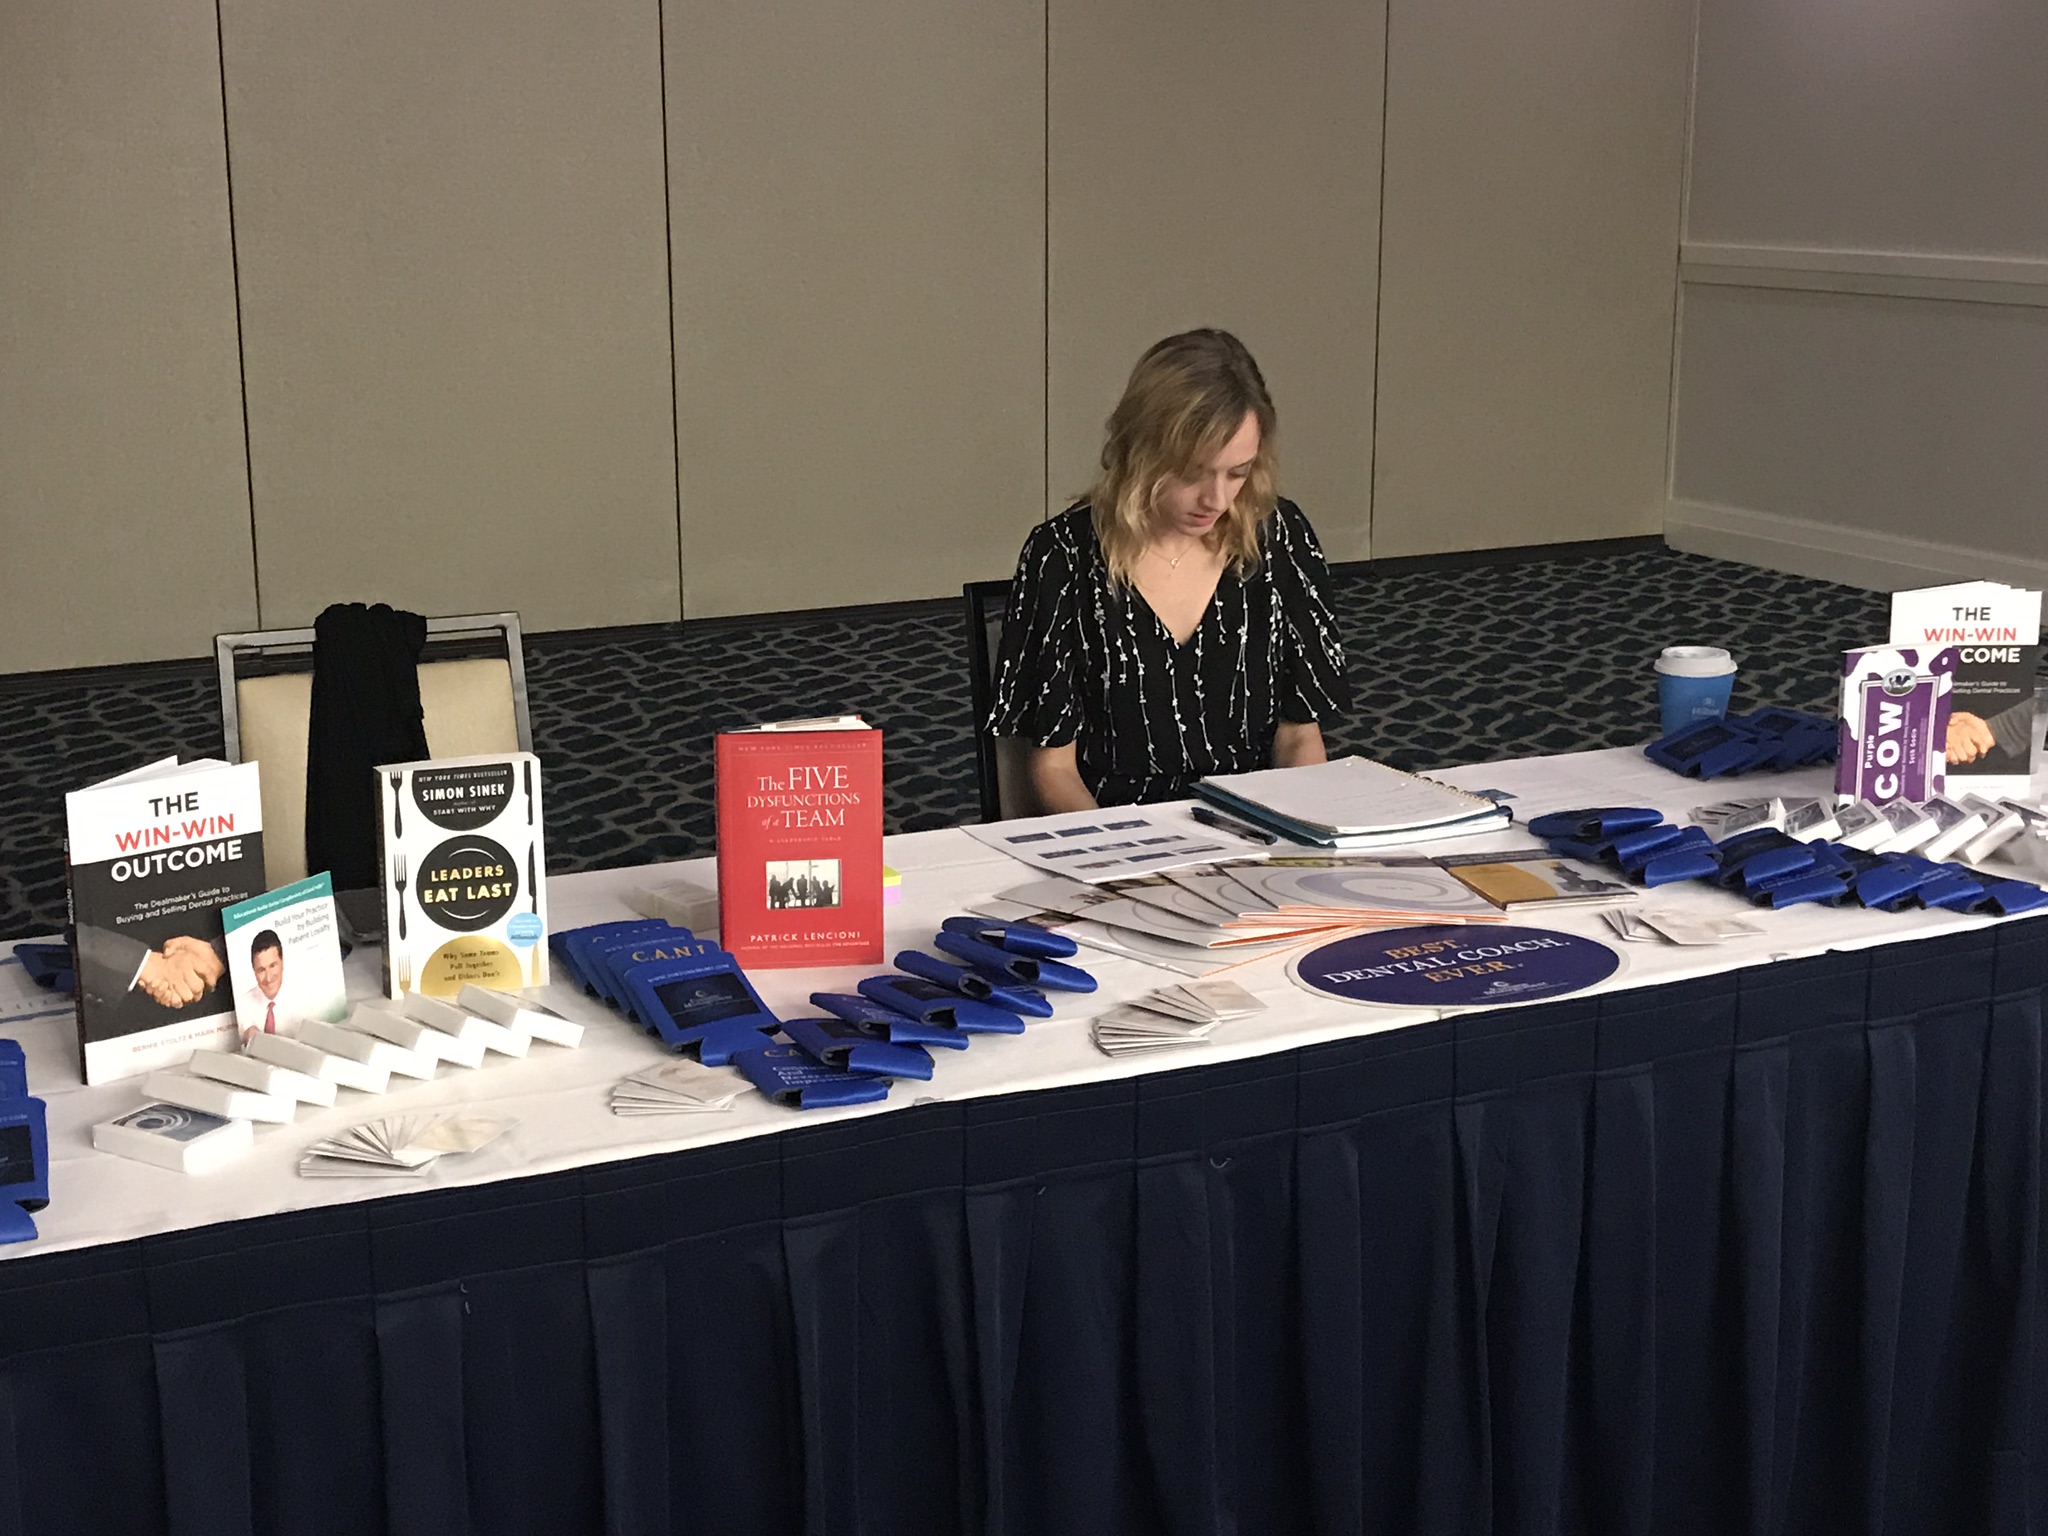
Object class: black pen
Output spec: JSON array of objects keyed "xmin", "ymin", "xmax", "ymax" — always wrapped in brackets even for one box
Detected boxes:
[{"xmin": 1190, "ymin": 804, "xmax": 1280, "ymax": 845}]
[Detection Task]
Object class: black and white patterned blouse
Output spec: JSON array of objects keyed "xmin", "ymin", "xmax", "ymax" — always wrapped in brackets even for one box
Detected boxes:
[{"xmin": 987, "ymin": 499, "xmax": 1352, "ymax": 805}]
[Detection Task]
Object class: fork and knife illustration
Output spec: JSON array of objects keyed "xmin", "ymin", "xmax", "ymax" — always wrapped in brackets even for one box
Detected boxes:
[{"xmin": 392, "ymin": 851, "xmax": 411, "ymax": 990}]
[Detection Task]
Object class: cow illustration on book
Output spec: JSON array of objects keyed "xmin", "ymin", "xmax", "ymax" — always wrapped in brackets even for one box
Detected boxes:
[{"xmin": 766, "ymin": 859, "xmax": 841, "ymax": 910}]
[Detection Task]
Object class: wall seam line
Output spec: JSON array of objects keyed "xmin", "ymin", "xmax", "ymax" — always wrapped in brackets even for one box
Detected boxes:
[
  {"xmin": 1363, "ymin": 0, "xmax": 1394, "ymax": 559},
  {"xmin": 1042, "ymin": 0, "xmax": 1052, "ymax": 525},
  {"xmin": 1663, "ymin": 0, "xmax": 1705, "ymax": 507},
  {"xmin": 656, "ymin": 0, "xmax": 685, "ymax": 622},
  {"xmin": 213, "ymin": 0, "xmax": 262, "ymax": 628}
]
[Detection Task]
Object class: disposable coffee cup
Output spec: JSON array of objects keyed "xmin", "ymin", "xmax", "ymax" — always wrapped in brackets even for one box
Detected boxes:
[{"xmin": 1655, "ymin": 646, "xmax": 1737, "ymax": 736}]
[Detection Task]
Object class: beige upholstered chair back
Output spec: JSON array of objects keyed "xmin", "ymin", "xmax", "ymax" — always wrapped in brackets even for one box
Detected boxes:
[{"xmin": 217, "ymin": 615, "xmax": 531, "ymax": 889}]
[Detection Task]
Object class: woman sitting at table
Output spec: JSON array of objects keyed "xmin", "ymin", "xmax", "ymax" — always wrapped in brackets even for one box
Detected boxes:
[{"xmin": 987, "ymin": 328, "xmax": 1351, "ymax": 812}]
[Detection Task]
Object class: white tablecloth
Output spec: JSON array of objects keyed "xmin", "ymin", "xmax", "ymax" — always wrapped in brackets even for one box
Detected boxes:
[{"xmin": 3, "ymin": 746, "xmax": 2037, "ymax": 1260}]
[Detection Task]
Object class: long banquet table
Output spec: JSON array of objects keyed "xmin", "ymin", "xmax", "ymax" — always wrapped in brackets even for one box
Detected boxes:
[{"xmin": 2, "ymin": 748, "xmax": 2045, "ymax": 1536}]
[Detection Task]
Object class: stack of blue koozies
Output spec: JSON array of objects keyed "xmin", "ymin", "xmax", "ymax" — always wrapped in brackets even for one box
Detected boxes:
[
  {"xmin": 555, "ymin": 915, "xmax": 1097, "ymax": 1110},
  {"xmin": 789, "ymin": 918, "xmax": 1098, "ymax": 1106},
  {"xmin": 1528, "ymin": 806, "xmax": 2048, "ymax": 915},
  {"xmin": 1644, "ymin": 708, "xmax": 1836, "ymax": 779},
  {"xmin": 0, "ymin": 1040, "xmax": 49, "ymax": 1245}
]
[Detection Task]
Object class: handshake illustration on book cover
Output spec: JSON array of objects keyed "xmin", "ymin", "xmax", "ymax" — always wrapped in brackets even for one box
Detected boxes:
[
  {"xmin": 66, "ymin": 758, "xmax": 268, "ymax": 1084},
  {"xmin": 133, "ymin": 934, "xmax": 226, "ymax": 1008}
]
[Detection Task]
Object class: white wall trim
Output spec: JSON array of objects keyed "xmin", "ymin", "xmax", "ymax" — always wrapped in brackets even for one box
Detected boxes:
[
  {"xmin": 1681, "ymin": 241, "xmax": 2048, "ymax": 309},
  {"xmin": 1666, "ymin": 498, "xmax": 2048, "ymax": 594}
]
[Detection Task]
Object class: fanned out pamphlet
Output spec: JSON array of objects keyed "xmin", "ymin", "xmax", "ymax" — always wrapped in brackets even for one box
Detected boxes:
[
  {"xmin": 1228, "ymin": 856, "xmax": 1503, "ymax": 919},
  {"xmin": 221, "ymin": 872, "xmax": 349, "ymax": 1048},
  {"xmin": 994, "ymin": 858, "xmax": 1510, "ymax": 959},
  {"xmin": 1091, "ymin": 978, "xmax": 1266, "ymax": 1057},
  {"xmin": 299, "ymin": 1111, "xmax": 514, "ymax": 1178},
  {"xmin": 611, "ymin": 1058, "xmax": 744, "ymax": 1116},
  {"xmin": 1603, "ymin": 908, "xmax": 1765, "ymax": 947},
  {"xmin": 716, "ymin": 716, "xmax": 884, "ymax": 968},
  {"xmin": 998, "ymin": 876, "xmax": 1333, "ymax": 950},
  {"xmin": 971, "ymin": 850, "xmax": 1534, "ymax": 979},
  {"xmin": 1194, "ymin": 757, "xmax": 1512, "ymax": 849},
  {"xmin": 967, "ymin": 897, "xmax": 1221, "ymax": 977},
  {"xmin": 377, "ymin": 752, "xmax": 549, "ymax": 999},
  {"xmin": 1889, "ymin": 581, "xmax": 2042, "ymax": 801},
  {"xmin": 66, "ymin": 757, "xmax": 267, "ymax": 1084},
  {"xmin": 1162, "ymin": 866, "xmax": 1279, "ymax": 917}
]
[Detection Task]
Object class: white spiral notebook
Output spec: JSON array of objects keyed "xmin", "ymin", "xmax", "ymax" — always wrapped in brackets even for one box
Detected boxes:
[{"xmin": 1194, "ymin": 756, "xmax": 1510, "ymax": 848}]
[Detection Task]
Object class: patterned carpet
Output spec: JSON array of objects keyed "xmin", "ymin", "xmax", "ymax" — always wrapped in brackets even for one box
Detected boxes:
[{"xmin": 0, "ymin": 544, "xmax": 1889, "ymax": 941}]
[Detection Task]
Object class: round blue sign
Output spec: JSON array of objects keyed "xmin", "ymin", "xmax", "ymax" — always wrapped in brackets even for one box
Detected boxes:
[
  {"xmin": 506, "ymin": 912, "xmax": 544, "ymax": 948},
  {"xmin": 1290, "ymin": 924, "xmax": 1620, "ymax": 1010}
]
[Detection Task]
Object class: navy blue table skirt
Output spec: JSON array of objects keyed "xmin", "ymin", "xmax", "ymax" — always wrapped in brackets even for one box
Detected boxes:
[{"xmin": 3, "ymin": 919, "xmax": 2044, "ymax": 1535}]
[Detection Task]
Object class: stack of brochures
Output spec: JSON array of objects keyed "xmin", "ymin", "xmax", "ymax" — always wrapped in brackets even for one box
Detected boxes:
[
  {"xmin": 1091, "ymin": 978, "xmax": 1266, "ymax": 1057},
  {"xmin": 1194, "ymin": 756, "xmax": 1511, "ymax": 849},
  {"xmin": 611, "ymin": 1058, "xmax": 744, "ymax": 1115}
]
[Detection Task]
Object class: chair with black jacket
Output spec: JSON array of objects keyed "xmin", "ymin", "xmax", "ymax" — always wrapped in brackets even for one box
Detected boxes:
[{"xmin": 215, "ymin": 608, "xmax": 532, "ymax": 922}]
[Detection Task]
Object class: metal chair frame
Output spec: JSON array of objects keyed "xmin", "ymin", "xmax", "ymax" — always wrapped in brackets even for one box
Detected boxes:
[{"xmin": 961, "ymin": 580, "xmax": 1012, "ymax": 823}]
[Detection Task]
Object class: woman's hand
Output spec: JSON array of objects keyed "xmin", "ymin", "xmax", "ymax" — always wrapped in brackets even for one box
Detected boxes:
[
  {"xmin": 1024, "ymin": 743, "xmax": 1098, "ymax": 813},
  {"xmin": 1272, "ymin": 719, "xmax": 1327, "ymax": 769}
]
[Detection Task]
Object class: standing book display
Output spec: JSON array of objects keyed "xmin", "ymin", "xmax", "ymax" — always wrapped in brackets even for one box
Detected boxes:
[
  {"xmin": 1889, "ymin": 581, "xmax": 2042, "ymax": 801},
  {"xmin": 377, "ymin": 752, "xmax": 549, "ymax": 997},
  {"xmin": 715, "ymin": 716, "xmax": 884, "ymax": 968},
  {"xmin": 65, "ymin": 758, "xmax": 266, "ymax": 1084},
  {"xmin": 1835, "ymin": 646, "xmax": 1956, "ymax": 806}
]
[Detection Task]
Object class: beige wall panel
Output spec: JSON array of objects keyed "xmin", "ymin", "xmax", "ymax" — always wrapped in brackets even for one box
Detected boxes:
[
  {"xmin": 1689, "ymin": 0, "xmax": 2048, "ymax": 258},
  {"xmin": 0, "ymin": 1, "xmax": 253, "ymax": 672},
  {"xmin": 1046, "ymin": 0, "xmax": 1385, "ymax": 563},
  {"xmin": 1371, "ymin": 0, "xmax": 1692, "ymax": 556},
  {"xmin": 221, "ymin": 0, "xmax": 678, "ymax": 633},
  {"xmin": 667, "ymin": 0, "xmax": 1044, "ymax": 614},
  {"xmin": 1673, "ymin": 284, "xmax": 2048, "ymax": 562}
]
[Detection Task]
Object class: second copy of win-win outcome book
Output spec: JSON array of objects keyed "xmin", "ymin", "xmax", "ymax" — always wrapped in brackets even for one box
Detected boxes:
[{"xmin": 715, "ymin": 718, "xmax": 883, "ymax": 969}]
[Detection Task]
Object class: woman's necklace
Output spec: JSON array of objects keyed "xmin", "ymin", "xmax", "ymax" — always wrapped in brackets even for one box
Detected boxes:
[{"xmin": 1150, "ymin": 535, "xmax": 1202, "ymax": 570}]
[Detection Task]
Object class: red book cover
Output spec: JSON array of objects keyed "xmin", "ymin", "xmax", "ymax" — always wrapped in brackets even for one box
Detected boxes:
[{"xmin": 715, "ymin": 721, "xmax": 884, "ymax": 969}]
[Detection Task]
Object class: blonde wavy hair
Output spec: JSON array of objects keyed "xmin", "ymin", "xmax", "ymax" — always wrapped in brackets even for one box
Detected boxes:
[{"xmin": 1087, "ymin": 329, "xmax": 1278, "ymax": 587}]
